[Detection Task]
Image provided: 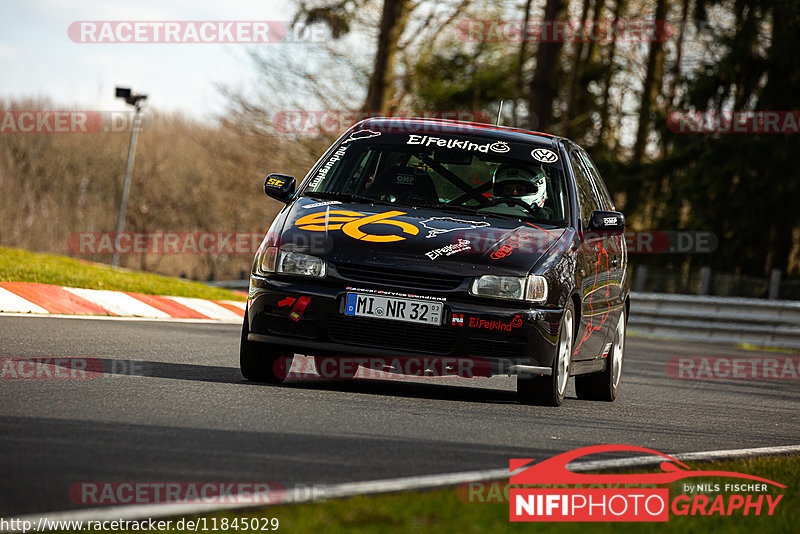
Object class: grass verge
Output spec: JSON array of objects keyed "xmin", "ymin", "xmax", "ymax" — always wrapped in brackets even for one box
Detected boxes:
[
  {"xmin": 0, "ymin": 247, "xmax": 245, "ymax": 301},
  {"xmin": 49, "ymin": 455, "xmax": 799, "ymax": 534}
]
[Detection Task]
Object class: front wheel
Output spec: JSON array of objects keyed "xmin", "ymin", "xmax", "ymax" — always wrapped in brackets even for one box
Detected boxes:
[
  {"xmin": 517, "ymin": 301, "xmax": 574, "ymax": 406},
  {"xmin": 240, "ymin": 310, "xmax": 294, "ymax": 383},
  {"xmin": 575, "ymin": 307, "xmax": 626, "ymax": 401}
]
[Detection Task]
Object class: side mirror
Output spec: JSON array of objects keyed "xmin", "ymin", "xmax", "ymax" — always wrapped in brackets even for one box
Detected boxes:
[
  {"xmin": 587, "ymin": 210, "xmax": 625, "ymax": 234},
  {"xmin": 264, "ymin": 174, "xmax": 296, "ymax": 203}
]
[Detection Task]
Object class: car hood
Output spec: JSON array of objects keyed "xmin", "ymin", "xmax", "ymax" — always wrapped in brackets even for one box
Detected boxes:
[{"xmin": 276, "ymin": 197, "xmax": 567, "ymax": 277}]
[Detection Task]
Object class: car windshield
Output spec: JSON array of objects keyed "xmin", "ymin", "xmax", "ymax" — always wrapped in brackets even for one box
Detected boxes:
[{"xmin": 302, "ymin": 130, "xmax": 570, "ymax": 226}]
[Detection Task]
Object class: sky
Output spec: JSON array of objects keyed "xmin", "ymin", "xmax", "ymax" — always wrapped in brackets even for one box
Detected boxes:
[{"xmin": 0, "ymin": 0, "xmax": 306, "ymax": 122}]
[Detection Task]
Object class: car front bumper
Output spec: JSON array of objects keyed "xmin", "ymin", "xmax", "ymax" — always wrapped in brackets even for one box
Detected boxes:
[{"xmin": 246, "ymin": 274, "xmax": 566, "ymax": 377}]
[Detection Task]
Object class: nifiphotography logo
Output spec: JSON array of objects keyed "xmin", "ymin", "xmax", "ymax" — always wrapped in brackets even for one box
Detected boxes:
[{"xmin": 509, "ymin": 445, "xmax": 785, "ymax": 522}]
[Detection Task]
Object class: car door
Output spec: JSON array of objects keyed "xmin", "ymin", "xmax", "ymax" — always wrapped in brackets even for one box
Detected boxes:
[
  {"xmin": 577, "ymin": 147, "xmax": 627, "ymax": 322},
  {"xmin": 566, "ymin": 144, "xmax": 614, "ymax": 361}
]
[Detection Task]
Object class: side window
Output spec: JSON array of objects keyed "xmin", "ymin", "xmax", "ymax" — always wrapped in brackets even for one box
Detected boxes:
[
  {"xmin": 579, "ymin": 149, "xmax": 614, "ymax": 210},
  {"xmin": 569, "ymin": 148, "xmax": 599, "ymax": 224}
]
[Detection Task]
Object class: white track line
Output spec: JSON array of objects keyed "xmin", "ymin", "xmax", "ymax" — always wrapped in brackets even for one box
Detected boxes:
[
  {"xmin": 62, "ymin": 288, "xmax": 170, "ymax": 319},
  {"xmin": 6, "ymin": 444, "xmax": 799, "ymax": 529},
  {"xmin": 0, "ymin": 287, "xmax": 48, "ymax": 314}
]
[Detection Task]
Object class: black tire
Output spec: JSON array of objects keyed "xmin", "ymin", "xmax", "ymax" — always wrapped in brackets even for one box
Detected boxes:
[
  {"xmin": 313, "ymin": 356, "xmax": 359, "ymax": 380},
  {"xmin": 517, "ymin": 301, "xmax": 575, "ymax": 406},
  {"xmin": 240, "ymin": 310, "xmax": 294, "ymax": 383},
  {"xmin": 575, "ymin": 307, "xmax": 626, "ymax": 401}
]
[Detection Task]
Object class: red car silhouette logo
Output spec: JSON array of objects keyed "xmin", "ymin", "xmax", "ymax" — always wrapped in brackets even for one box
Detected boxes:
[{"xmin": 510, "ymin": 445, "xmax": 785, "ymax": 488}]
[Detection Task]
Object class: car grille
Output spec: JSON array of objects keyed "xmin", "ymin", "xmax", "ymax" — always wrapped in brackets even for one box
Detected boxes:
[
  {"xmin": 334, "ymin": 263, "xmax": 463, "ymax": 291},
  {"xmin": 467, "ymin": 338, "xmax": 526, "ymax": 360},
  {"xmin": 326, "ymin": 315, "xmax": 457, "ymax": 354},
  {"xmin": 267, "ymin": 315, "xmax": 318, "ymax": 339}
]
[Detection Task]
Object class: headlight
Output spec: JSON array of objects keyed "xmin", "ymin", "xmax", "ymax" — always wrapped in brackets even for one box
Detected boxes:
[
  {"xmin": 255, "ymin": 247, "xmax": 326, "ymax": 278},
  {"xmin": 278, "ymin": 250, "xmax": 326, "ymax": 277},
  {"xmin": 470, "ymin": 274, "xmax": 548, "ymax": 302}
]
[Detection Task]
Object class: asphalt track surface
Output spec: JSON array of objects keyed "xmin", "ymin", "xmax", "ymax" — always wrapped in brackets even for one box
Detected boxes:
[{"xmin": 1, "ymin": 315, "xmax": 798, "ymax": 516}]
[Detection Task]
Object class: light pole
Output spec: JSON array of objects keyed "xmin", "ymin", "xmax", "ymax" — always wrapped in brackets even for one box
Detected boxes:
[{"xmin": 112, "ymin": 87, "xmax": 147, "ymax": 268}]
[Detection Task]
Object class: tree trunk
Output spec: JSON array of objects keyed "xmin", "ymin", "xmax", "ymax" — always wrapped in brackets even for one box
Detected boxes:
[
  {"xmin": 632, "ymin": 0, "xmax": 669, "ymax": 162},
  {"xmin": 597, "ymin": 0, "xmax": 624, "ymax": 148},
  {"xmin": 667, "ymin": 0, "xmax": 690, "ymax": 106},
  {"xmin": 564, "ymin": 0, "xmax": 593, "ymax": 137},
  {"xmin": 527, "ymin": 0, "xmax": 567, "ymax": 131},
  {"xmin": 759, "ymin": 0, "xmax": 797, "ymax": 274},
  {"xmin": 513, "ymin": 0, "xmax": 534, "ymax": 127},
  {"xmin": 362, "ymin": 0, "xmax": 413, "ymax": 114},
  {"xmin": 659, "ymin": 0, "xmax": 689, "ymax": 162},
  {"xmin": 583, "ymin": 0, "xmax": 606, "ymax": 69}
]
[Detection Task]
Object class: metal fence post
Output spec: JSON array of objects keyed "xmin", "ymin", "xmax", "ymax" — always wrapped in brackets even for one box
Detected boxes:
[
  {"xmin": 634, "ymin": 265, "xmax": 647, "ymax": 293},
  {"xmin": 699, "ymin": 266, "xmax": 712, "ymax": 295},
  {"xmin": 769, "ymin": 268, "xmax": 782, "ymax": 300},
  {"xmin": 111, "ymin": 105, "xmax": 143, "ymax": 268}
]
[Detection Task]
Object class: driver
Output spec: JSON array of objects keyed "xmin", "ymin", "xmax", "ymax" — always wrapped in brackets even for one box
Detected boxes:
[{"xmin": 492, "ymin": 165, "xmax": 548, "ymax": 207}]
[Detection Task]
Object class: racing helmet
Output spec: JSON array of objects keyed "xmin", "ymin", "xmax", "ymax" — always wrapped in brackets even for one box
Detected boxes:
[{"xmin": 492, "ymin": 165, "xmax": 548, "ymax": 207}]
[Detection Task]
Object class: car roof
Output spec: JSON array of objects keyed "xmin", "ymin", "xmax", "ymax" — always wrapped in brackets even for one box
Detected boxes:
[{"xmin": 353, "ymin": 117, "xmax": 562, "ymax": 147}]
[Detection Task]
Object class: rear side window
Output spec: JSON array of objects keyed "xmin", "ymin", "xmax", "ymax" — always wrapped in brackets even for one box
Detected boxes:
[
  {"xmin": 578, "ymin": 149, "xmax": 614, "ymax": 210},
  {"xmin": 568, "ymin": 148, "xmax": 599, "ymax": 224}
]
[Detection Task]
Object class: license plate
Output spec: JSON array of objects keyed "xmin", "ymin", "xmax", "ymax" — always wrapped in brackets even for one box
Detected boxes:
[{"xmin": 344, "ymin": 293, "xmax": 442, "ymax": 326}]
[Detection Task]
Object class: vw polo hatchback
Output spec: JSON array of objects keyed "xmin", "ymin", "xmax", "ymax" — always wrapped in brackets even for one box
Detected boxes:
[{"xmin": 242, "ymin": 117, "xmax": 629, "ymax": 405}]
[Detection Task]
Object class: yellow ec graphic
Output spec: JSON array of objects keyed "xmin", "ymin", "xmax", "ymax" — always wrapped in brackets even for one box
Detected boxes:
[{"xmin": 294, "ymin": 210, "xmax": 419, "ymax": 243}]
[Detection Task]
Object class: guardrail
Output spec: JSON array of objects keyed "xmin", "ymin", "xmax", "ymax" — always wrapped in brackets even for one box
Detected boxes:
[
  {"xmin": 629, "ymin": 293, "xmax": 800, "ymax": 350},
  {"xmin": 208, "ymin": 280, "xmax": 800, "ymax": 350}
]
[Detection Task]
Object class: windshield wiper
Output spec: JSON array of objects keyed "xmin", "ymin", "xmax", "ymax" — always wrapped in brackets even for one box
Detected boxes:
[
  {"xmin": 417, "ymin": 203, "xmax": 487, "ymax": 216},
  {"xmin": 420, "ymin": 203, "xmax": 557, "ymax": 225},
  {"xmin": 422, "ymin": 203, "xmax": 529, "ymax": 221},
  {"xmin": 304, "ymin": 191, "xmax": 398, "ymax": 207}
]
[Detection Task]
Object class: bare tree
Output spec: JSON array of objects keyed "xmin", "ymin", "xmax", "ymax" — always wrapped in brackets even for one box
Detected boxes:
[
  {"xmin": 512, "ymin": 0, "xmax": 534, "ymax": 127},
  {"xmin": 632, "ymin": 0, "xmax": 669, "ymax": 162},
  {"xmin": 527, "ymin": 0, "xmax": 567, "ymax": 130},
  {"xmin": 363, "ymin": 0, "xmax": 414, "ymax": 112},
  {"xmin": 564, "ymin": 0, "xmax": 593, "ymax": 137},
  {"xmin": 596, "ymin": 0, "xmax": 625, "ymax": 148}
]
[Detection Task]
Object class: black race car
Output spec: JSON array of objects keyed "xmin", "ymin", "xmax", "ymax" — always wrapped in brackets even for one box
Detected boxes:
[{"xmin": 241, "ymin": 117, "xmax": 628, "ymax": 406}]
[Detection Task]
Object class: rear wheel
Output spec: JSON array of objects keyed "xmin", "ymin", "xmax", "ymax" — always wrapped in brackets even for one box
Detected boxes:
[
  {"xmin": 517, "ymin": 301, "xmax": 574, "ymax": 406},
  {"xmin": 575, "ymin": 308, "xmax": 626, "ymax": 401},
  {"xmin": 240, "ymin": 310, "xmax": 294, "ymax": 383}
]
